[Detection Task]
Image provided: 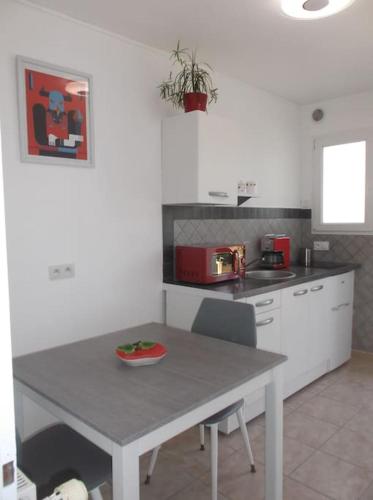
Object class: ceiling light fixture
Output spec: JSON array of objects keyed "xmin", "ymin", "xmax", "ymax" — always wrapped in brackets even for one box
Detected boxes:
[{"xmin": 281, "ymin": 0, "xmax": 356, "ymax": 19}]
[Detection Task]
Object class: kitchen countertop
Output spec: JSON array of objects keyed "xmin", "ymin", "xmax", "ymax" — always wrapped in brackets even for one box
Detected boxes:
[{"xmin": 164, "ymin": 262, "xmax": 359, "ymax": 300}]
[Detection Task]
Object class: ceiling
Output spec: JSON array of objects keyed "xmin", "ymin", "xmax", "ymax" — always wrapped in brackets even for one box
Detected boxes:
[{"xmin": 27, "ymin": 0, "xmax": 372, "ymax": 104}]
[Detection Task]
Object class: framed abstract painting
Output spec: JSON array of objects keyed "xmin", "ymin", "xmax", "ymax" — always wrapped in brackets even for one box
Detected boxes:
[{"xmin": 16, "ymin": 56, "xmax": 94, "ymax": 167}]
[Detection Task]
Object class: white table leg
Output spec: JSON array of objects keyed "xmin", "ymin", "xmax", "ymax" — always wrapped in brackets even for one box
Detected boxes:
[
  {"xmin": 112, "ymin": 441, "xmax": 140, "ymax": 500},
  {"xmin": 265, "ymin": 365, "xmax": 283, "ymax": 500}
]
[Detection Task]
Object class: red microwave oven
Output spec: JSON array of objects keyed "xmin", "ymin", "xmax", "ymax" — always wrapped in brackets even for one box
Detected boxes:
[{"xmin": 175, "ymin": 244, "xmax": 246, "ymax": 284}]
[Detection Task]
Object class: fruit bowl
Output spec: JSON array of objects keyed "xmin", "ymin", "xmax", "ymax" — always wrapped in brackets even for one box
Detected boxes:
[{"xmin": 115, "ymin": 340, "xmax": 167, "ymax": 367}]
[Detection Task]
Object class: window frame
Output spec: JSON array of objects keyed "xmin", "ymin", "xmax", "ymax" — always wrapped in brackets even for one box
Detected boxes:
[{"xmin": 312, "ymin": 129, "xmax": 373, "ymax": 234}]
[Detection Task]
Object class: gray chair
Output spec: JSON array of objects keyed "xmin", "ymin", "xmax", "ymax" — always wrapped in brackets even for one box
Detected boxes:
[
  {"xmin": 146, "ymin": 298, "xmax": 257, "ymax": 500},
  {"xmin": 17, "ymin": 424, "xmax": 111, "ymax": 499}
]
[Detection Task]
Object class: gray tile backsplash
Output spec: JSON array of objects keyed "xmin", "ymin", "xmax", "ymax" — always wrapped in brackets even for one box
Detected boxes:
[
  {"xmin": 163, "ymin": 206, "xmax": 372, "ymax": 353},
  {"xmin": 174, "ymin": 218, "xmax": 304, "ymax": 264}
]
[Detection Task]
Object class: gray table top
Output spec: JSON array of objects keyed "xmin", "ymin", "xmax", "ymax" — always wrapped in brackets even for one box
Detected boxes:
[{"xmin": 13, "ymin": 323, "xmax": 286, "ymax": 446}]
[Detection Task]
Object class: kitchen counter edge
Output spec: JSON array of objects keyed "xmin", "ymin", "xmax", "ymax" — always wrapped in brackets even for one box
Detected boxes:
[{"xmin": 163, "ymin": 263, "xmax": 360, "ymax": 300}]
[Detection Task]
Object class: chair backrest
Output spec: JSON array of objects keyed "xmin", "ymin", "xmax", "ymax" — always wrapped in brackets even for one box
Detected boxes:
[{"xmin": 191, "ymin": 298, "xmax": 257, "ymax": 348}]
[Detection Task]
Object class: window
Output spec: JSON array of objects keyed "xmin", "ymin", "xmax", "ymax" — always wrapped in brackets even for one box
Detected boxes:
[{"xmin": 313, "ymin": 130, "xmax": 373, "ymax": 233}]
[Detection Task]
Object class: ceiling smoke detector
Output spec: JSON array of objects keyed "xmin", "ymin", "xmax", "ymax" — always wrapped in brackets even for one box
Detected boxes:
[{"xmin": 281, "ymin": 0, "xmax": 356, "ymax": 19}]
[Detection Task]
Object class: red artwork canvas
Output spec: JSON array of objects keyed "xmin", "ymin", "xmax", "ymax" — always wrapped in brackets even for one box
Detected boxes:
[{"xmin": 17, "ymin": 58, "xmax": 93, "ymax": 166}]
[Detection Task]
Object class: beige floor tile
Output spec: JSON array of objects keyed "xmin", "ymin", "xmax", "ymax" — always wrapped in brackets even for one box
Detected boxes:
[
  {"xmin": 351, "ymin": 350, "xmax": 373, "ymax": 367},
  {"xmin": 139, "ymin": 449, "xmax": 198, "ymax": 500},
  {"xmin": 168, "ymin": 478, "xmax": 228, "ymax": 500},
  {"xmin": 161, "ymin": 426, "xmax": 237, "ymax": 478},
  {"xmin": 283, "ymin": 477, "xmax": 330, "ymax": 500},
  {"xmin": 322, "ymin": 428, "xmax": 373, "ymax": 471},
  {"xmin": 202, "ymin": 450, "xmax": 265, "ymax": 500},
  {"xmin": 283, "ymin": 376, "xmax": 336, "ymax": 414},
  {"xmin": 290, "ymin": 450, "xmax": 373, "ymax": 500},
  {"xmin": 309, "ymin": 375, "xmax": 337, "ymax": 391},
  {"xmin": 222, "ymin": 418, "xmax": 264, "ymax": 451},
  {"xmin": 297, "ymin": 395, "xmax": 359, "ymax": 426},
  {"xmin": 251, "ymin": 434, "xmax": 316, "ymax": 474},
  {"xmin": 101, "ymin": 476, "xmax": 329, "ymax": 500},
  {"xmin": 359, "ymin": 480, "xmax": 373, "ymax": 500},
  {"xmin": 345, "ymin": 409, "xmax": 373, "ymax": 442},
  {"xmin": 360, "ymin": 398, "xmax": 373, "ymax": 413},
  {"xmin": 330, "ymin": 366, "xmax": 373, "ymax": 390},
  {"xmin": 320, "ymin": 381, "xmax": 373, "ymax": 407},
  {"xmin": 285, "ymin": 387, "xmax": 318, "ymax": 410},
  {"xmin": 284, "ymin": 411, "xmax": 338, "ymax": 449}
]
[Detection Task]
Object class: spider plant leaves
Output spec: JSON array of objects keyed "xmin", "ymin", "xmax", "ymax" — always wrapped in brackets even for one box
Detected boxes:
[{"xmin": 159, "ymin": 41, "xmax": 218, "ymax": 110}]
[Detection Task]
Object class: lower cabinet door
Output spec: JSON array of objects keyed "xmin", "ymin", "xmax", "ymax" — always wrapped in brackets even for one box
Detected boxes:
[
  {"xmin": 281, "ymin": 285, "xmax": 310, "ymax": 390},
  {"xmin": 330, "ymin": 302, "xmax": 353, "ymax": 370},
  {"xmin": 307, "ymin": 280, "xmax": 330, "ymax": 376}
]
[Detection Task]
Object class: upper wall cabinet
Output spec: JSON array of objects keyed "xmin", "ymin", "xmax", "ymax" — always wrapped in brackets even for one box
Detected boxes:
[{"xmin": 162, "ymin": 111, "xmax": 243, "ymax": 205}]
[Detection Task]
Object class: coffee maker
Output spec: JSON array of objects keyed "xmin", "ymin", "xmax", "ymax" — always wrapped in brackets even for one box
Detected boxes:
[{"xmin": 260, "ymin": 234, "xmax": 290, "ymax": 269}]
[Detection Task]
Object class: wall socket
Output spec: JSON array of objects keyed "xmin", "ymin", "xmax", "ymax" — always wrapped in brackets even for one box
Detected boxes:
[
  {"xmin": 313, "ymin": 241, "xmax": 330, "ymax": 251},
  {"xmin": 48, "ymin": 263, "xmax": 75, "ymax": 280}
]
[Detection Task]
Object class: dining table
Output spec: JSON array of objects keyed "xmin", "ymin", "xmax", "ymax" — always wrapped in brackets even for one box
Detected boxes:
[{"xmin": 13, "ymin": 322, "xmax": 287, "ymax": 500}]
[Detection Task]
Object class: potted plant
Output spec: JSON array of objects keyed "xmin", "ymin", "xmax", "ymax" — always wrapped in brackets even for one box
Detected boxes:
[{"xmin": 159, "ymin": 41, "xmax": 218, "ymax": 113}]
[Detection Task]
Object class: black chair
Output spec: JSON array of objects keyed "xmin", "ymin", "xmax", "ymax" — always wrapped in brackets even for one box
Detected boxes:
[
  {"xmin": 17, "ymin": 424, "xmax": 111, "ymax": 499},
  {"xmin": 146, "ymin": 298, "xmax": 257, "ymax": 500}
]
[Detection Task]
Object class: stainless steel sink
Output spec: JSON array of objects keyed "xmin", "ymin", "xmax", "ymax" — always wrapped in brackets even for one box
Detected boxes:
[{"xmin": 245, "ymin": 270, "xmax": 296, "ymax": 280}]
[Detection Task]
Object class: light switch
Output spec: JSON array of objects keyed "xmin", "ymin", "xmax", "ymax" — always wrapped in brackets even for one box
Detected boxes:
[
  {"xmin": 48, "ymin": 264, "xmax": 75, "ymax": 280},
  {"xmin": 2, "ymin": 461, "xmax": 14, "ymax": 486},
  {"xmin": 313, "ymin": 241, "xmax": 330, "ymax": 251}
]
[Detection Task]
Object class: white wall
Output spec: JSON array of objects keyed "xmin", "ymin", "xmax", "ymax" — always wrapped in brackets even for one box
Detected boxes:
[
  {"xmin": 0, "ymin": 0, "xmax": 169, "ymax": 436},
  {"xmin": 0, "ymin": 0, "xmax": 301, "ymax": 436},
  {"xmin": 0, "ymin": 127, "xmax": 16, "ymax": 500},
  {"xmin": 300, "ymin": 90, "xmax": 373, "ymax": 208},
  {"xmin": 0, "ymin": 0, "xmax": 169, "ymax": 360}
]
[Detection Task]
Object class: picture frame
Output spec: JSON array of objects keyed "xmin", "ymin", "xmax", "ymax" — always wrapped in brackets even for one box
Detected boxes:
[{"xmin": 16, "ymin": 56, "xmax": 94, "ymax": 167}]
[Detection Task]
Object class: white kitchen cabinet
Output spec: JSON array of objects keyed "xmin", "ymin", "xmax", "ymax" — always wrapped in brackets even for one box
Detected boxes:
[
  {"xmin": 281, "ymin": 279, "xmax": 331, "ymax": 397},
  {"xmin": 162, "ymin": 112, "xmax": 241, "ymax": 205},
  {"xmin": 163, "ymin": 271, "xmax": 355, "ymax": 433},
  {"xmin": 307, "ymin": 280, "xmax": 331, "ymax": 377},
  {"xmin": 328, "ymin": 272, "xmax": 354, "ymax": 370},
  {"xmin": 281, "ymin": 284, "xmax": 310, "ymax": 394}
]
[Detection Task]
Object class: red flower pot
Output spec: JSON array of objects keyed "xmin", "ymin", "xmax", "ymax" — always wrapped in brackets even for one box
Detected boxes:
[{"xmin": 183, "ymin": 92, "xmax": 208, "ymax": 113}]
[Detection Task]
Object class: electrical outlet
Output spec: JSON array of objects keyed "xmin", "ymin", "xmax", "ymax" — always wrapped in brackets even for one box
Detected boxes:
[
  {"xmin": 49, "ymin": 263, "xmax": 75, "ymax": 280},
  {"xmin": 313, "ymin": 241, "xmax": 330, "ymax": 251}
]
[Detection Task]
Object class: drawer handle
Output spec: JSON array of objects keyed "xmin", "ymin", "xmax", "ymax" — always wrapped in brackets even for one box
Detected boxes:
[
  {"xmin": 332, "ymin": 302, "xmax": 351, "ymax": 311},
  {"xmin": 311, "ymin": 285, "xmax": 324, "ymax": 292},
  {"xmin": 293, "ymin": 289, "xmax": 308, "ymax": 297},
  {"xmin": 256, "ymin": 317, "xmax": 274, "ymax": 327},
  {"xmin": 255, "ymin": 298, "xmax": 274, "ymax": 307},
  {"xmin": 208, "ymin": 191, "xmax": 229, "ymax": 198}
]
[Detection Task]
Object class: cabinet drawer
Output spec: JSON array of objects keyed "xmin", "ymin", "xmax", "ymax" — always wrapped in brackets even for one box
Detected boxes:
[
  {"xmin": 256, "ymin": 309, "xmax": 282, "ymax": 354},
  {"xmin": 246, "ymin": 291, "xmax": 280, "ymax": 314}
]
